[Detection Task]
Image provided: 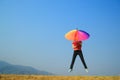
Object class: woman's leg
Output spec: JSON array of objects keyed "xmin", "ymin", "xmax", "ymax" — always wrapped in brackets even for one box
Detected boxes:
[
  {"xmin": 70, "ymin": 51, "xmax": 77, "ymax": 69},
  {"xmin": 78, "ymin": 50, "xmax": 88, "ymax": 69}
]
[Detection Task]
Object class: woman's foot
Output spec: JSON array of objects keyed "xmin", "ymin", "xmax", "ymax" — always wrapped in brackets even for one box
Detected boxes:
[
  {"xmin": 68, "ymin": 69, "xmax": 72, "ymax": 72},
  {"xmin": 85, "ymin": 69, "xmax": 88, "ymax": 72}
]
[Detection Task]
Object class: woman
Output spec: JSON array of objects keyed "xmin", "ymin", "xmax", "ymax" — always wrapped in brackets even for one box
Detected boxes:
[{"xmin": 68, "ymin": 40, "xmax": 88, "ymax": 72}]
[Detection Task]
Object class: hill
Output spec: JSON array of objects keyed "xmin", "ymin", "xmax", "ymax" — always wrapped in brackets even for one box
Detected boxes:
[{"xmin": 0, "ymin": 61, "xmax": 53, "ymax": 75}]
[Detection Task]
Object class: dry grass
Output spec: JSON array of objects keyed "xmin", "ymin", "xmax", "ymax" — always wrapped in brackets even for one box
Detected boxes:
[{"xmin": 0, "ymin": 74, "xmax": 119, "ymax": 80}]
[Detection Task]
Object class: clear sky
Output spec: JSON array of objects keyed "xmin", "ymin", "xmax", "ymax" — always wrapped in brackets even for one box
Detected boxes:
[{"xmin": 0, "ymin": 0, "xmax": 120, "ymax": 75}]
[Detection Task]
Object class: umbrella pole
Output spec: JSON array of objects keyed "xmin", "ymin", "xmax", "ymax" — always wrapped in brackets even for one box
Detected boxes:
[{"xmin": 76, "ymin": 28, "xmax": 78, "ymax": 30}]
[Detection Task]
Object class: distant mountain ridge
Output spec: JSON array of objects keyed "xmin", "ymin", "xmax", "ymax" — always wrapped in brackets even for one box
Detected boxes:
[{"xmin": 0, "ymin": 61, "xmax": 53, "ymax": 75}]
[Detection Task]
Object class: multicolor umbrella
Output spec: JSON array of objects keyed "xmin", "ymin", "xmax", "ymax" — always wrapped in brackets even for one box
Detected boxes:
[{"xmin": 65, "ymin": 29, "xmax": 90, "ymax": 41}]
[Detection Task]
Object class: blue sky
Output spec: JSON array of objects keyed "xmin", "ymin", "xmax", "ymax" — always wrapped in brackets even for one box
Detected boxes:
[{"xmin": 0, "ymin": 0, "xmax": 120, "ymax": 75}]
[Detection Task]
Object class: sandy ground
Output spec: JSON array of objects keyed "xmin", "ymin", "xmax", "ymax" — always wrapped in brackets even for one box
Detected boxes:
[{"xmin": 0, "ymin": 74, "xmax": 120, "ymax": 80}]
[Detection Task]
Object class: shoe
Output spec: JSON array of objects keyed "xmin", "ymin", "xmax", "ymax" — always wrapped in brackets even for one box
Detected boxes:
[
  {"xmin": 85, "ymin": 69, "xmax": 88, "ymax": 72},
  {"xmin": 68, "ymin": 69, "xmax": 72, "ymax": 72}
]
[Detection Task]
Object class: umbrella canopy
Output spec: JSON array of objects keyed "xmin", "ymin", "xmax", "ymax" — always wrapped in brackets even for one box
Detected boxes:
[{"xmin": 65, "ymin": 29, "xmax": 90, "ymax": 41}]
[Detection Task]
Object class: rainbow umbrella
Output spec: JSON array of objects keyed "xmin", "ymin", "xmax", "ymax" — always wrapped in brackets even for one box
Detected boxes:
[{"xmin": 65, "ymin": 29, "xmax": 90, "ymax": 41}]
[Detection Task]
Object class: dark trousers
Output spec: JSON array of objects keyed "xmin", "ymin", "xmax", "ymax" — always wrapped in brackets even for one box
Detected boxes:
[{"xmin": 70, "ymin": 50, "xmax": 88, "ymax": 69}]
